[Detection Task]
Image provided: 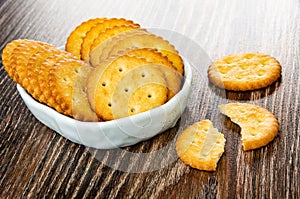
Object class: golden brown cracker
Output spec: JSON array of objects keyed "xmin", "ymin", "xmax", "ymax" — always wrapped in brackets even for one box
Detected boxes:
[
  {"xmin": 81, "ymin": 18, "xmax": 140, "ymax": 61},
  {"xmin": 65, "ymin": 18, "xmax": 106, "ymax": 58},
  {"xmin": 119, "ymin": 48, "xmax": 183, "ymax": 100},
  {"xmin": 87, "ymin": 55, "xmax": 168, "ymax": 120},
  {"xmin": 3, "ymin": 39, "xmax": 35, "ymax": 83},
  {"xmin": 49, "ymin": 59, "xmax": 98, "ymax": 121},
  {"xmin": 218, "ymin": 103, "xmax": 279, "ymax": 151},
  {"xmin": 176, "ymin": 119, "xmax": 226, "ymax": 171},
  {"xmin": 89, "ymin": 28, "xmax": 147, "ymax": 66},
  {"xmin": 106, "ymin": 31, "xmax": 184, "ymax": 74},
  {"xmin": 112, "ymin": 64, "xmax": 168, "ymax": 119},
  {"xmin": 11, "ymin": 40, "xmax": 55, "ymax": 87},
  {"xmin": 208, "ymin": 52, "xmax": 282, "ymax": 91},
  {"xmin": 35, "ymin": 51, "xmax": 77, "ymax": 112},
  {"xmin": 2, "ymin": 39, "xmax": 25, "ymax": 78},
  {"xmin": 26, "ymin": 47, "xmax": 62, "ymax": 99}
]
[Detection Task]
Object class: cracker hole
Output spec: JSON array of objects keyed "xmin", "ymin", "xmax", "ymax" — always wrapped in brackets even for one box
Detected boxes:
[
  {"xmin": 102, "ymin": 82, "xmax": 106, "ymax": 87},
  {"xmin": 251, "ymin": 133, "xmax": 256, "ymax": 137},
  {"xmin": 130, "ymin": 108, "xmax": 135, "ymax": 113},
  {"xmin": 239, "ymin": 109, "xmax": 246, "ymax": 113},
  {"xmin": 141, "ymin": 73, "xmax": 146, "ymax": 78},
  {"xmin": 257, "ymin": 118, "xmax": 264, "ymax": 123},
  {"xmin": 147, "ymin": 94, "xmax": 152, "ymax": 98},
  {"xmin": 124, "ymin": 88, "xmax": 129, "ymax": 92},
  {"xmin": 108, "ymin": 103, "xmax": 112, "ymax": 107},
  {"xmin": 244, "ymin": 54, "xmax": 253, "ymax": 59},
  {"xmin": 118, "ymin": 68, "xmax": 123, "ymax": 72},
  {"xmin": 257, "ymin": 71, "xmax": 265, "ymax": 76}
]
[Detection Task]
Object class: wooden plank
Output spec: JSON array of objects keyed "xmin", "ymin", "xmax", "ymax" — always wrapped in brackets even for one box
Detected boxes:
[{"xmin": 0, "ymin": 0, "xmax": 299, "ymax": 198}]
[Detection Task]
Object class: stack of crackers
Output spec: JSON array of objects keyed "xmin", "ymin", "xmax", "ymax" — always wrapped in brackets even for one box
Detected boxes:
[{"xmin": 2, "ymin": 18, "xmax": 184, "ymax": 122}]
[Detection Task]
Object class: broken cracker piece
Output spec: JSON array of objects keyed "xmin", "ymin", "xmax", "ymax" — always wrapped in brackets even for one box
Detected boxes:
[
  {"xmin": 176, "ymin": 119, "xmax": 225, "ymax": 171},
  {"xmin": 218, "ymin": 103, "xmax": 279, "ymax": 151}
]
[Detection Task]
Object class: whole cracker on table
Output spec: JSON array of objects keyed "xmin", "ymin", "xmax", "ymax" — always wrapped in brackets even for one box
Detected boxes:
[
  {"xmin": 81, "ymin": 18, "xmax": 140, "ymax": 62},
  {"xmin": 176, "ymin": 119, "xmax": 226, "ymax": 171},
  {"xmin": 87, "ymin": 55, "xmax": 168, "ymax": 121},
  {"xmin": 218, "ymin": 103, "xmax": 279, "ymax": 151},
  {"xmin": 208, "ymin": 52, "xmax": 281, "ymax": 91}
]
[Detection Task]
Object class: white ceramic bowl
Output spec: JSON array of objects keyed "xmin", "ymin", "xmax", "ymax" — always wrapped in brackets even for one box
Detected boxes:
[{"xmin": 17, "ymin": 59, "xmax": 192, "ymax": 149}]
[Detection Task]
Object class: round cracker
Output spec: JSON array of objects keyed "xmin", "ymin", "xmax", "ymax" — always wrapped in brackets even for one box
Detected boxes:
[
  {"xmin": 106, "ymin": 31, "xmax": 184, "ymax": 74},
  {"xmin": 81, "ymin": 18, "xmax": 140, "ymax": 61},
  {"xmin": 2, "ymin": 39, "xmax": 25, "ymax": 79},
  {"xmin": 218, "ymin": 103, "xmax": 279, "ymax": 151},
  {"xmin": 36, "ymin": 51, "xmax": 78, "ymax": 112},
  {"xmin": 175, "ymin": 120, "xmax": 226, "ymax": 171},
  {"xmin": 118, "ymin": 48, "xmax": 183, "ymax": 100},
  {"xmin": 208, "ymin": 52, "xmax": 282, "ymax": 91},
  {"xmin": 89, "ymin": 28, "xmax": 147, "ymax": 66},
  {"xmin": 4, "ymin": 39, "xmax": 35, "ymax": 83},
  {"xmin": 10, "ymin": 40, "xmax": 54, "ymax": 87},
  {"xmin": 26, "ymin": 47, "xmax": 61, "ymax": 99},
  {"xmin": 87, "ymin": 55, "xmax": 168, "ymax": 121},
  {"xmin": 49, "ymin": 59, "xmax": 98, "ymax": 121},
  {"xmin": 65, "ymin": 18, "xmax": 106, "ymax": 58},
  {"xmin": 88, "ymin": 27, "xmax": 145, "ymax": 67}
]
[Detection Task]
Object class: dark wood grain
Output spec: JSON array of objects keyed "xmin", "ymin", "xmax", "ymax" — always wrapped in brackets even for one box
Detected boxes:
[{"xmin": 0, "ymin": 0, "xmax": 299, "ymax": 198}]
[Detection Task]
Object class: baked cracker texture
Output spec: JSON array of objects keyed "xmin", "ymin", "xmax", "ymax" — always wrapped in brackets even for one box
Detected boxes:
[
  {"xmin": 218, "ymin": 103, "xmax": 279, "ymax": 151},
  {"xmin": 87, "ymin": 55, "xmax": 168, "ymax": 121},
  {"xmin": 65, "ymin": 18, "xmax": 106, "ymax": 58},
  {"xmin": 82, "ymin": 18, "xmax": 140, "ymax": 62},
  {"xmin": 176, "ymin": 119, "xmax": 226, "ymax": 171},
  {"xmin": 208, "ymin": 52, "xmax": 281, "ymax": 91}
]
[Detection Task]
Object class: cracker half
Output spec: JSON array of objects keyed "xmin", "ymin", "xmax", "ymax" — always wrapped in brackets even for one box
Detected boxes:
[
  {"xmin": 218, "ymin": 103, "xmax": 279, "ymax": 151},
  {"xmin": 208, "ymin": 52, "xmax": 281, "ymax": 91},
  {"xmin": 176, "ymin": 120, "xmax": 226, "ymax": 171}
]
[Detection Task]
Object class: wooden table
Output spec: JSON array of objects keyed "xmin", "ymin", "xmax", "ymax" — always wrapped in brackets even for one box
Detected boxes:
[{"xmin": 0, "ymin": 0, "xmax": 299, "ymax": 198}]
